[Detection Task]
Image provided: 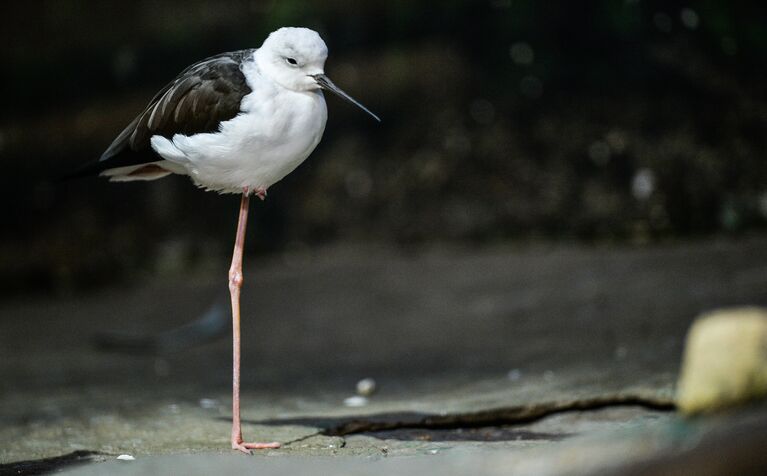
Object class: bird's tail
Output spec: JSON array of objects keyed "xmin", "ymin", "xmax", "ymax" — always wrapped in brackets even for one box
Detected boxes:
[{"xmin": 56, "ymin": 159, "xmax": 110, "ymax": 181}]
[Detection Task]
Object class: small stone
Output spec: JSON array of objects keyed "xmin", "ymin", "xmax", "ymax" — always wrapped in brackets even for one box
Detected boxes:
[
  {"xmin": 356, "ymin": 378, "xmax": 377, "ymax": 396},
  {"xmin": 343, "ymin": 396, "xmax": 369, "ymax": 407},
  {"xmin": 116, "ymin": 454, "xmax": 135, "ymax": 461},
  {"xmin": 677, "ymin": 307, "xmax": 767, "ymax": 415},
  {"xmin": 198, "ymin": 398, "xmax": 218, "ymax": 409},
  {"xmin": 507, "ymin": 369, "xmax": 522, "ymax": 381}
]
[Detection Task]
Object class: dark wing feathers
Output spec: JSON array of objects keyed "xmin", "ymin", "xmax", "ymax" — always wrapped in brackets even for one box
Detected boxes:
[{"xmin": 71, "ymin": 50, "xmax": 254, "ymax": 177}]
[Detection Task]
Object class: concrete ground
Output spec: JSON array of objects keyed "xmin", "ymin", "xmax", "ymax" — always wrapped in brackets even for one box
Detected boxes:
[{"xmin": 1, "ymin": 236, "xmax": 767, "ymax": 475}]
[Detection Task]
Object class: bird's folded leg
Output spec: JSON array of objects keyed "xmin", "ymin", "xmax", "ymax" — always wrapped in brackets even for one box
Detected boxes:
[{"xmin": 253, "ymin": 187, "xmax": 267, "ymax": 201}]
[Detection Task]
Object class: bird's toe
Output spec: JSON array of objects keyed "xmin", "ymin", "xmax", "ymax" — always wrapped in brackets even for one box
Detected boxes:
[
  {"xmin": 232, "ymin": 438, "xmax": 281, "ymax": 453},
  {"xmin": 244, "ymin": 441, "xmax": 281, "ymax": 450}
]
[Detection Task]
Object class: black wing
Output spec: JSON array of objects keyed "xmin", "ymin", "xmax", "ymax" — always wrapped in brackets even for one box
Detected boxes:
[{"xmin": 72, "ymin": 49, "xmax": 254, "ymax": 177}]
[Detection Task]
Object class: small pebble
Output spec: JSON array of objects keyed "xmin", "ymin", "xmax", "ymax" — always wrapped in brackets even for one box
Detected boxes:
[
  {"xmin": 356, "ymin": 378, "xmax": 377, "ymax": 396},
  {"xmin": 343, "ymin": 396, "xmax": 369, "ymax": 407},
  {"xmin": 199, "ymin": 398, "xmax": 218, "ymax": 409},
  {"xmin": 507, "ymin": 369, "xmax": 522, "ymax": 381},
  {"xmin": 116, "ymin": 454, "xmax": 135, "ymax": 461}
]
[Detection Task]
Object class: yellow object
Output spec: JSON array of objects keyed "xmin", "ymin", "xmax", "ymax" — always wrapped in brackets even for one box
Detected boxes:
[{"xmin": 677, "ymin": 307, "xmax": 767, "ymax": 415}]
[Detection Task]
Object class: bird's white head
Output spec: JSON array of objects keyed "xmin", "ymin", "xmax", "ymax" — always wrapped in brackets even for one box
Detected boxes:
[
  {"xmin": 255, "ymin": 27, "xmax": 380, "ymax": 121},
  {"xmin": 256, "ymin": 27, "xmax": 328, "ymax": 91}
]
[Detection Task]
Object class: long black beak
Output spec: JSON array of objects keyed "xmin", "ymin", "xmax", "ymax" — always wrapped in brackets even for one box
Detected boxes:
[{"xmin": 312, "ymin": 74, "xmax": 381, "ymax": 122}]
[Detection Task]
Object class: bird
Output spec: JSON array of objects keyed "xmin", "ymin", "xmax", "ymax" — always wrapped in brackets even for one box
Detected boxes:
[{"xmin": 74, "ymin": 26, "xmax": 380, "ymax": 453}]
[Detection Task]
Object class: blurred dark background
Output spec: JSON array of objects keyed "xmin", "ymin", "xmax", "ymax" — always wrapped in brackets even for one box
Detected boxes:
[{"xmin": 1, "ymin": 0, "xmax": 766, "ymax": 297}]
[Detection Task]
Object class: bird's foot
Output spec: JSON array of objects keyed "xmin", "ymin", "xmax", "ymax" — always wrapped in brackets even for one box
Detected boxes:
[{"xmin": 232, "ymin": 436, "xmax": 281, "ymax": 454}]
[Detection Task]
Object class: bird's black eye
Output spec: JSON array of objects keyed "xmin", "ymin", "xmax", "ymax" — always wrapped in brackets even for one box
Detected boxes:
[{"xmin": 285, "ymin": 57, "xmax": 298, "ymax": 66}]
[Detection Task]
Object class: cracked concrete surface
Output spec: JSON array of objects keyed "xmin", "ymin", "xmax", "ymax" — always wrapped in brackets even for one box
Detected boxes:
[{"xmin": 2, "ymin": 237, "xmax": 767, "ymax": 474}]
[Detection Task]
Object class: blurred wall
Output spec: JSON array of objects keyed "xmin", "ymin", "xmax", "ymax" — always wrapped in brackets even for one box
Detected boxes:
[{"xmin": 1, "ymin": 0, "xmax": 766, "ymax": 295}]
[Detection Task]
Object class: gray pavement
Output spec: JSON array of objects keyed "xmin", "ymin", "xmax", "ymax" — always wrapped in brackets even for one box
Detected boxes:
[{"xmin": 2, "ymin": 237, "xmax": 766, "ymax": 474}]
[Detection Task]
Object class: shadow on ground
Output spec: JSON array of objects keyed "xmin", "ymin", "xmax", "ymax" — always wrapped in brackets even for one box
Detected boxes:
[
  {"xmin": 245, "ymin": 397, "xmax": 675, "ymax": 437},
  {"xmin": 0, "ymin": 451, "xmax": 103, "ymax": 476}
]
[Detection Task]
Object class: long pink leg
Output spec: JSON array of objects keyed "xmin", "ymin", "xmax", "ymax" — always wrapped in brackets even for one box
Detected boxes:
[{"xmin": 229, "ymin": 190, "xmax": 280, "ymax": 454}]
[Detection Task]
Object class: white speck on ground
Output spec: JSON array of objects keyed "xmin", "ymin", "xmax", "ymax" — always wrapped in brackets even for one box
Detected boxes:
[
  {"xmin": 507, "ymin": 369, "xmax": 522, "ymax": 381},
  {"xmin": 356, "ymin": 378, "xmax": 377, "ymax": 396},
  {"xmin": 343, "ymin": 396, "xmax": 369, "ymax": 407},
  {"xmin": 198, "ymin": 398, "xmax": 218, "ymax": 409}
]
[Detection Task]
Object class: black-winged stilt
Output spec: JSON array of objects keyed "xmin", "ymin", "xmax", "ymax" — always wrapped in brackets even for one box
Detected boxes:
[{"xmin": 74, "ymin": 27, "xmax": 379, "ymax": 453}]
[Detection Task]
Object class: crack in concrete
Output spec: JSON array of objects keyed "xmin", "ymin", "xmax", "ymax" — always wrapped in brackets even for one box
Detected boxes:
[
  {"xmin": 281, "ymin": 431, "xmax": 323, "ymax": 446},
  {"xmin": 322, "ymin": 395, "xmax": 676, "ymax": 436}
]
